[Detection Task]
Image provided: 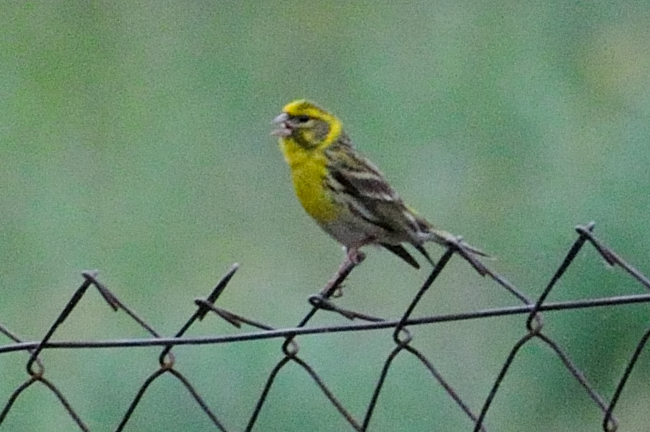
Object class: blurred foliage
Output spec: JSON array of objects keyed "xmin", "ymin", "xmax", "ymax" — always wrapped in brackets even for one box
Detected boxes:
[{"xmin": 1, "ymin": 1, "xmax": 650, "ymax": 431}]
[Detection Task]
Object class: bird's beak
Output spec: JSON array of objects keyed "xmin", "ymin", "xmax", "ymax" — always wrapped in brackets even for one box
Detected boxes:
[{"xmin": 271, "ymin": 112, "xmax": 292, "ymax": 137}]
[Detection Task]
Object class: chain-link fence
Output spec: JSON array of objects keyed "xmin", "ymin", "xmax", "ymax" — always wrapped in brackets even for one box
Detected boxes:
[{"xmin": 2, "ymin": 222, "xmax": 649, "ymax": 431}]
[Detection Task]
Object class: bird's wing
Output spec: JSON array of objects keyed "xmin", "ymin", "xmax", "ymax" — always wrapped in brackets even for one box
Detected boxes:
[
  {"xmin": 325, "ymin": 142, "xmax": 433, "ymax": 240},
  {"xmin": 325, "ymin": 145, "xmax": 402, "ymax": 227}
]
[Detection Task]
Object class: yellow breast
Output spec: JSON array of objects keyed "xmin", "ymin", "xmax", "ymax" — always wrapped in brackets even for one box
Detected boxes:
[{"xmin": 280, "ymin": 139, "xmax": 339, "ymax": 223}]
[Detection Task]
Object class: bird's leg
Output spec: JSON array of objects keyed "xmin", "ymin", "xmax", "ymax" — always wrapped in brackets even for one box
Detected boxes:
[
  {"xmin": 345, "ymin": 247, "xmax": 366, "ymax": 265},
  {"xmin": 330, "ymin": 247, "xmax": 366, "ymax": 297},
  {"xmin": 317, "ymin": 247, "xmax": 366, "ymax": 298}
]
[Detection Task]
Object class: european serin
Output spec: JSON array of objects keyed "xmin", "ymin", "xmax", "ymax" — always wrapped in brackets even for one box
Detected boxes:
[{"xmin": 272, "ymin": 99, "xmax": 486, "ymax": 269}]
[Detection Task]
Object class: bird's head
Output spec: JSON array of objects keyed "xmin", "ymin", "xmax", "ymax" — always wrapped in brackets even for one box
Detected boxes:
[{"xmin": 272, "ymin": 99, "xmax": 342, "ymax": 149}]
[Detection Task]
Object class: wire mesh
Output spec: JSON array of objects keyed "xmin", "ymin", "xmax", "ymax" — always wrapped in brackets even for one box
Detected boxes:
[{"xmin": 1, "ymin": 222, "xmax": 650, "ymax": 431}]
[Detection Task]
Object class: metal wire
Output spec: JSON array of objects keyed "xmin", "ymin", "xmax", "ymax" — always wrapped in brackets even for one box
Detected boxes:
[{"xmin": 1, "ymin": 222, "xmax": 649, "ymax": 431}]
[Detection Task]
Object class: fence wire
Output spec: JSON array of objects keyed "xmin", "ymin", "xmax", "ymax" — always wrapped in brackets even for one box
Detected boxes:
[{"xmin": 1, "ymin": 222, "xmax": 650, "ymax": 431}]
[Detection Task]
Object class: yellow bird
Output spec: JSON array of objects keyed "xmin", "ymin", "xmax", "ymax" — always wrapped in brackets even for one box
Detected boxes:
[{"xmin": 272, "ymin": 99, "xmax": 486, "ymax": 269}]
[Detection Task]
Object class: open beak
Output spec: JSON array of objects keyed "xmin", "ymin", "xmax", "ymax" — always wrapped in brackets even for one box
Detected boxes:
[{"xmin": 271, "ymin": 112, "xmax": 292, "ymax": 137}]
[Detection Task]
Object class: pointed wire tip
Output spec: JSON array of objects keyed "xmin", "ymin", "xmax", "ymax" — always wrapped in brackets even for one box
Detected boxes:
[{"xmin": 81, "ymin": 269, "xmax": 99, "ymax": 279}]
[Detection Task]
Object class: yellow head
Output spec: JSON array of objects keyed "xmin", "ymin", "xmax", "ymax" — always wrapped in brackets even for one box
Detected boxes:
[{"xmin": 272, "ymin": 99, "xmax": 342, "ymax": 150}]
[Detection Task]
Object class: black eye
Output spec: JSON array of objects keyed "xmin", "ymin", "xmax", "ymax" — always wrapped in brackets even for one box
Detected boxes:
[{"xmin": 294, "ymin": 115, "xmax": 310, "ymax": 123}]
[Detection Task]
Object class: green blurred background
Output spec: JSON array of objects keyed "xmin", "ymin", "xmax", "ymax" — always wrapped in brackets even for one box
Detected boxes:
[{"xmin": 1, "ymin": 1, "xmax": 650, "ymax": 431}]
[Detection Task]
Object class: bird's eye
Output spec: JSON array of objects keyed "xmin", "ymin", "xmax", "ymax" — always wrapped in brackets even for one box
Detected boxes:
[{"xmin": 294, "ymin": 115, "xmax": 310, "ymax": 123}]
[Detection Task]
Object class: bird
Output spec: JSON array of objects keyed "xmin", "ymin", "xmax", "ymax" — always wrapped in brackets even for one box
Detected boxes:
[{"xmin": 271, "ymin": 99, "xmax": 487, "ymax": 269}]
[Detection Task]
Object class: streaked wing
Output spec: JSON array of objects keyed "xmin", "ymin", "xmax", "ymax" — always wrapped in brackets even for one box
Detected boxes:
[
  {"xmin": 324, "ymin": 137, "xmax": 439, "ymax": 266},
  {"xmin": 325, "ymin": 140, "xmax": 401, "ymax": 222},
  {"xmin": 327, "ymin": 145, "xmax": 399, "ymax": 202},
  {"xmin": 326, "ymin": 141, "xmax": 429, "ymax": 235}
]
